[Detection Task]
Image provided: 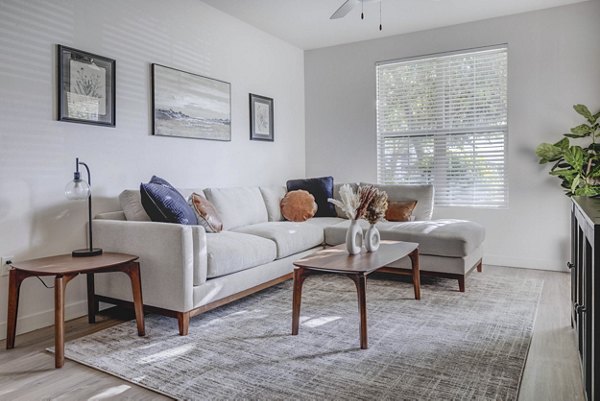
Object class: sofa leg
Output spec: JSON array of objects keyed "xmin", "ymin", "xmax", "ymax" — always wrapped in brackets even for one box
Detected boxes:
[
  {"xmin": 177, "ymin": 312, "xmax": 190, "ymax": 336},
  {"xmin": 476, "ymin": 259, "xmax": 483, "ymax": 273},
  {"xmin": 458, "ymin": 277, "xmax": 465, "ymax": 293}
]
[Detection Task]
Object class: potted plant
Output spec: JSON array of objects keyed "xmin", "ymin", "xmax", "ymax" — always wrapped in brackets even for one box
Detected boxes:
[{"xmin": 535, "ymin": 104, "xmax": 600, "ymax": 196}]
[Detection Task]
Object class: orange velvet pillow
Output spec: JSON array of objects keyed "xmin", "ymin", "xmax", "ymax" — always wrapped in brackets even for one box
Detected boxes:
[
  {"xmin": 280, "ymin": 190, "xmax": 318, "ymax": 222},
  {"xmin": 385, "ymin": 200, "xmax": 417, "ymax": 222}
]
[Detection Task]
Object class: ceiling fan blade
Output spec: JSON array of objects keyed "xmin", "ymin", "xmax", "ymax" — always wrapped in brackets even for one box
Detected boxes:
[{"xmin": 330, "ymin": 0, "xmax": 360, "ymax": 19}]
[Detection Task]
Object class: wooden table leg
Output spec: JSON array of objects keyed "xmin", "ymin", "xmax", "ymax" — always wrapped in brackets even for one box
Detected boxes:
[
  {"xmin": 292, "ymin": 267, "xmax": 308, "ymax": 335},
  {"xmin": 54, "ymin": 273, "xmax": 76, "ymax": 368},
  {"xmin": 6, "ymin": 269, "xmax": 28, "ymax": 349},
  {"xmin": 348, "ymin": 273, "xmax": 368, "ymax": 349},
  {"xmin": 409, "ymin": 248, "xmax": 421, "ymax": 300},
  {"xmin": 124, "ymin": 261, "xmax": 145, "ymax": 336},
  {"xmin": 86, "ymin": 273, "xmax": 97, "ymax": 324}
]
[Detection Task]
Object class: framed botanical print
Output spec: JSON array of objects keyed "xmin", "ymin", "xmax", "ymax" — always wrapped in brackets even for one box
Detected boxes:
[
  {"xmin": 249, "ymin": 93, "xmax": 274, "ymax": 141},
  {"xmin": 57, "ymin": 45, "xmax": 116, "ymax": 126}
]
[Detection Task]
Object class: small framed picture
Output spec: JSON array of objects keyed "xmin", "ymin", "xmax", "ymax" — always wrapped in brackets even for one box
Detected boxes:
[
  {"xmin": 249, "ymin": 93, "xmax": 274, "ymax": 141},
  {"xmin": 57, "ymin": 45, "xmax": 116, "ymax": 127}
]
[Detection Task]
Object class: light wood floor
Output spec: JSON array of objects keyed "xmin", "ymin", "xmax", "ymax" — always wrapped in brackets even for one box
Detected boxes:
[{"xmin": 0, "ymin": 265, "xmax": 585, "ymax": 401}]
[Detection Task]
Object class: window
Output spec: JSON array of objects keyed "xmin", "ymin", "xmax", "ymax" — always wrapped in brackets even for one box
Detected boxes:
[{"xmin": 376, "ymin": 46, "xmax": 508, "ymax": 208}]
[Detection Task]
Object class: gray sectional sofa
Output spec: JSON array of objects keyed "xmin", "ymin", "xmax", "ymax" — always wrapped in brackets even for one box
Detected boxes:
[{"xmin": 93, "ymin": 183, "xmax": 485, "ymax": 335}]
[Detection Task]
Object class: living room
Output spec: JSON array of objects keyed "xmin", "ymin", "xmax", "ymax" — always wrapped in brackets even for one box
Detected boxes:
[{"xmin": 0, "ymin": 0, "xmax": 598, "ymax": 399}]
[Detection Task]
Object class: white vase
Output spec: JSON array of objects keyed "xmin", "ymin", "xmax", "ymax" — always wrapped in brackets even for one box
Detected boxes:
[
  {"xmin": 365, "ymin": 224, "xmax": 380, "ymax": 252},
  {"xmin": 346, "ymin": 219, "xmax": 363, "ymax": 255}
]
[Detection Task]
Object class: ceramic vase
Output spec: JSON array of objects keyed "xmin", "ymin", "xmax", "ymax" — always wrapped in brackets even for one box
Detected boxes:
[
  {"xmin": 346, "ymin": 219, "xmax": 363, "ymax": 255},
  {"xmin": 365, "ymin": 224, "xmax": 380, "ymax": 252}
]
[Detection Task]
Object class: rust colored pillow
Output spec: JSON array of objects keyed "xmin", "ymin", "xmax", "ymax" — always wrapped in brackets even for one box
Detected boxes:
[
  {"xmin": 385, "ymin": 200, "xmax": 418, "ymax": 222},
  {"xmin": 280, "ymin": 190, "xmax": 318, "ymax": 222},
  {"xmin": 189, "ymin": 193, "xmax": 223, "ymax": 233}
]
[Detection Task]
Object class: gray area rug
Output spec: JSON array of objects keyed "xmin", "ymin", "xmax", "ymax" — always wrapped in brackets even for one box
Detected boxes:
[{"xmin": 59, "ymin": 273, "xmax": 542, "ymax": 400}]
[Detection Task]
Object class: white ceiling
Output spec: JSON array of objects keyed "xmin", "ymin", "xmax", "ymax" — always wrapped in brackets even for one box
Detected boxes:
[{"xmin": 201, "ymin": 0, "xmax": 589, "ymax": 50}]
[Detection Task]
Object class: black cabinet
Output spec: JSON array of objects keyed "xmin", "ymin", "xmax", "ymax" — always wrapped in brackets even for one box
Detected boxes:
[{"xmin": 571, "ymin": 197, "xmax": 600, "ymax": 401}]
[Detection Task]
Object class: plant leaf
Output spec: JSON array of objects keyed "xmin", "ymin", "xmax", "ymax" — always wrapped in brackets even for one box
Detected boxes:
[
  {"xmin": 571, "ymin": 174, "xmax": 581, "ymax": 192},
  {"xmin": 574, "ymin": 104, "xmax": 592, "ymax": 120},
  {"xmin": 535, "ymin": 143, "xmax": 563, "ymax": 163},
  {"xmin": 570, "ymin": 124, "xmax": 592, "ymax": 136},
  {"xmin": 554, "ymin": 137, "xmax": 570, "ymax": 150},
  {"xmin": 564, "ymin": 146, "xmax": 585, "ymax": 171},
  {"xmin": 593, "ymin": 111, "xmax": 600, "ymax": 123}
]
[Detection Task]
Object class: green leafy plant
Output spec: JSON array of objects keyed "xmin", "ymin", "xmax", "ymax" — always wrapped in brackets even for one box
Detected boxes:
[{"xmin": 536, "ymin": 104, "xmax": 600, "ymax": 196}]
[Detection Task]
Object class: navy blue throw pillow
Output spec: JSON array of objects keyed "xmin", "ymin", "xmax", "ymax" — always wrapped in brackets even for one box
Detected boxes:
[
  {"xmin": 286, "ymin": 176, "xmax": 336, "ymax": 218},
  {"xmin": 140, "ymin": 176, "xmax": 198, "ymax": 225}
]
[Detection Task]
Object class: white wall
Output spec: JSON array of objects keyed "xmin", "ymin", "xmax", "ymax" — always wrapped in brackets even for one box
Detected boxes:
[
  {"xmin": 0, "ymin": 0, "xmax": 305, "ymax": 338},
  {"xmin": 305, "ymin": 1, "xmax": 600, "ymax": 272}
]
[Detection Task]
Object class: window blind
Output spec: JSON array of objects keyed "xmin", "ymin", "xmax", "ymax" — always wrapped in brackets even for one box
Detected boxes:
[{"xmin": 376, "ymin": 46, "xmax": 508, "ymax": 207}]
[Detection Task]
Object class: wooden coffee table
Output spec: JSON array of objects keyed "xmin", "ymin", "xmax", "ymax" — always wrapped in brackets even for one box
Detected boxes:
[
  {"xmin": 292, "ymin": 241, "xmax": 419, "ymax": 349},
  {"xmin": 5, "ymin": 252, "xmax": 145, "ymax": 368}
]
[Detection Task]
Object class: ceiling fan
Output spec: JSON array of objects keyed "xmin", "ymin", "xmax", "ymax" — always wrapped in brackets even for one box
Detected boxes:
[{"xmin": 330, "ymin": 0, "xmax": 381, "ymax": 20}]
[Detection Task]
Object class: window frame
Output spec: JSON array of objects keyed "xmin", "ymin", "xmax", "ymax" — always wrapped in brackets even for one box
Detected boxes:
[{"xmin": 375, "ymin": 44, "xmax": 509, "ymax": 209}]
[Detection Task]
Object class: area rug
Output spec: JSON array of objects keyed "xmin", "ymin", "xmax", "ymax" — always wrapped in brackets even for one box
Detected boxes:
[{"xmin": 57, "ymin": 273, "xmax": 542, "ymax": 400}]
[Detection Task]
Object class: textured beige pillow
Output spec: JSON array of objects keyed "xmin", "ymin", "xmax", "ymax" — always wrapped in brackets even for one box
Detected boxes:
[
  {"xmin": 189, "ymin": 193, "xmax": 223, "ymax": 233},
  {"xmin": 119, "ymin": 190, "xmax": 151, "ymax": 221},
  {"xmin": 280, "ymin": 190, "xmax": 317, "ymax": 222},
  {"xmin": 385, "ymin": 200, "xmax": 418, "ymax": 222}
]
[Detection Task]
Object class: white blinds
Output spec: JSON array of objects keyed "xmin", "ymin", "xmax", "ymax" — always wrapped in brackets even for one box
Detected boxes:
[{"xmin": 376, "ymin": 47, "xmax": 508, "ymax": 208}]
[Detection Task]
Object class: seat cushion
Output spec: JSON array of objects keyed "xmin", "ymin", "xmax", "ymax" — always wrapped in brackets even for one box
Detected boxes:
[
  {"xmin": 325, "ymin": 219, "xmax": 485, "ymax": 257},
  {"xmin": 204, "ymin": 186, "xmax": 269, "ymax": 230},
  {"xmin": 234, "ymin": 222, "xmax": 324, "ymax": 259},
  {"xmin": 205, "ymin": 231, "xmax": 277, "ymax": 279}
]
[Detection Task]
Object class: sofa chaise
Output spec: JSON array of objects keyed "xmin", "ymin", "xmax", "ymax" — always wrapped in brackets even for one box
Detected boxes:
[{"xmin": 93, "ymin": 183, "xmax": 485, "ymax": 335}]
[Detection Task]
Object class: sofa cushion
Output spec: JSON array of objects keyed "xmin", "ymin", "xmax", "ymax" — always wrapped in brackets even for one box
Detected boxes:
[
  {"xmin": 303, "ymin": 217, "xmax": 346, "ymax": 229},
  {"xmin": 287, "ymin": 176, "xmax": 337, "ymax": 218},
  {"xmin": 189, "ymin": 193, "xmax": 223, "ymax": 233},
  {"xmin": 259, "ymin": 185, "xmax": 286, "ymax": 221},
  {"xmin": 140, "ymin": 176, "xmax": 198, "ymax": 225},
  {"xmin": 204, "ymin": 186, "xmax": 268, "ymax": 230},
  {"xmin": 280, "ymin": 190, "xmax": 317, "ymax": 222},
  {"xmin": 206, "ymin": 231, "xmax": 277, "ymax": 279},
  {"xmin": 386, "ymin": 200, "xmax": 417, "ymax": 222},
  {"xmin": 360, "ymin": 183, "xmax": 434, "ymax": 221},
  {"xmin": 324, "ymin": 219, "xmax": 485, "ymax": 257},
  {"xmin": 234, "ymin": 222, "xmax": 324, "ymax": 259},
  {"xmin": 119, "ymin": 190, "xmax": 150, "ymax": 221}
]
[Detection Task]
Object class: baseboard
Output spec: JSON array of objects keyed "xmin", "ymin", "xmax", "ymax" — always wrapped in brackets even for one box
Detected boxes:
[
  {"xmin": 0, "ymin": 300, "xmax": 88, "ymax": 341},
  {"xmin": 483, "ymin": 254, "xmax": 568, "ymax": 272}
]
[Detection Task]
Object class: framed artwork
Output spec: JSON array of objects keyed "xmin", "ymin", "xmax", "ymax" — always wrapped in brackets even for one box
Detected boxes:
[
  {"xmin": 152, "ymin": 64, "xmax": 231, "ymax": 141},
  {"xmin": 249, "ymin": 93, "xmax": 274, "ymax": 141},
  {"xmin": 57, "ymin": 45, "xmax": 115, "ymax": 127}
]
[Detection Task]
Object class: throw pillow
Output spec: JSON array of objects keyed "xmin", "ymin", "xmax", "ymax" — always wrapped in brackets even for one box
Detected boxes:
[
  {"xmin": 385, "ymin": 200, "xmax": 418, "ymax": 222},
  {"xmin": 188, "ymin": 192, "xmax": 223, "ymax": 233},
  {"xmin": 280, "ymin": 190, "xmax": 317, "ymax": 222},
  {"xmin": 140, "ymin": 176, "xmax": 198, "ymax": 225},
  {"xmin": 119, "ymin": 190, "xmax": 151, "ymax": 221},
  {"xmin": 286, "ymin": 176, "xmax": 336, "ymax": 217}
]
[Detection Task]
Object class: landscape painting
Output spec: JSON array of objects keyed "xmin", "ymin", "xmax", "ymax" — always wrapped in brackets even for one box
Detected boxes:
[{"xmin": 152, "ymin": 64, "xmax": 231, "ymax": 141}]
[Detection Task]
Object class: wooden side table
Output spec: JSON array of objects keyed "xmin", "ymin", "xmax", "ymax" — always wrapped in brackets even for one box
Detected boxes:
[{"xmin": 5, "ymin": 252, "xmax": 145, "ymax": 368}]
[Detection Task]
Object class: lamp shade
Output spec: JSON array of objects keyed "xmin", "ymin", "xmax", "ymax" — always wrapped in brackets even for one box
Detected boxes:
[{"xmin": 65, "ymin": 174, "xmax": 90, "ymax": 200}]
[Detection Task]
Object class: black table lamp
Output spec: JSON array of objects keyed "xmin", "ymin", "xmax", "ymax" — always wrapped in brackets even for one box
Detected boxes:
[{"xmin": 65, "ymin": 158, "xmax": 103, "ymax": 257}]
